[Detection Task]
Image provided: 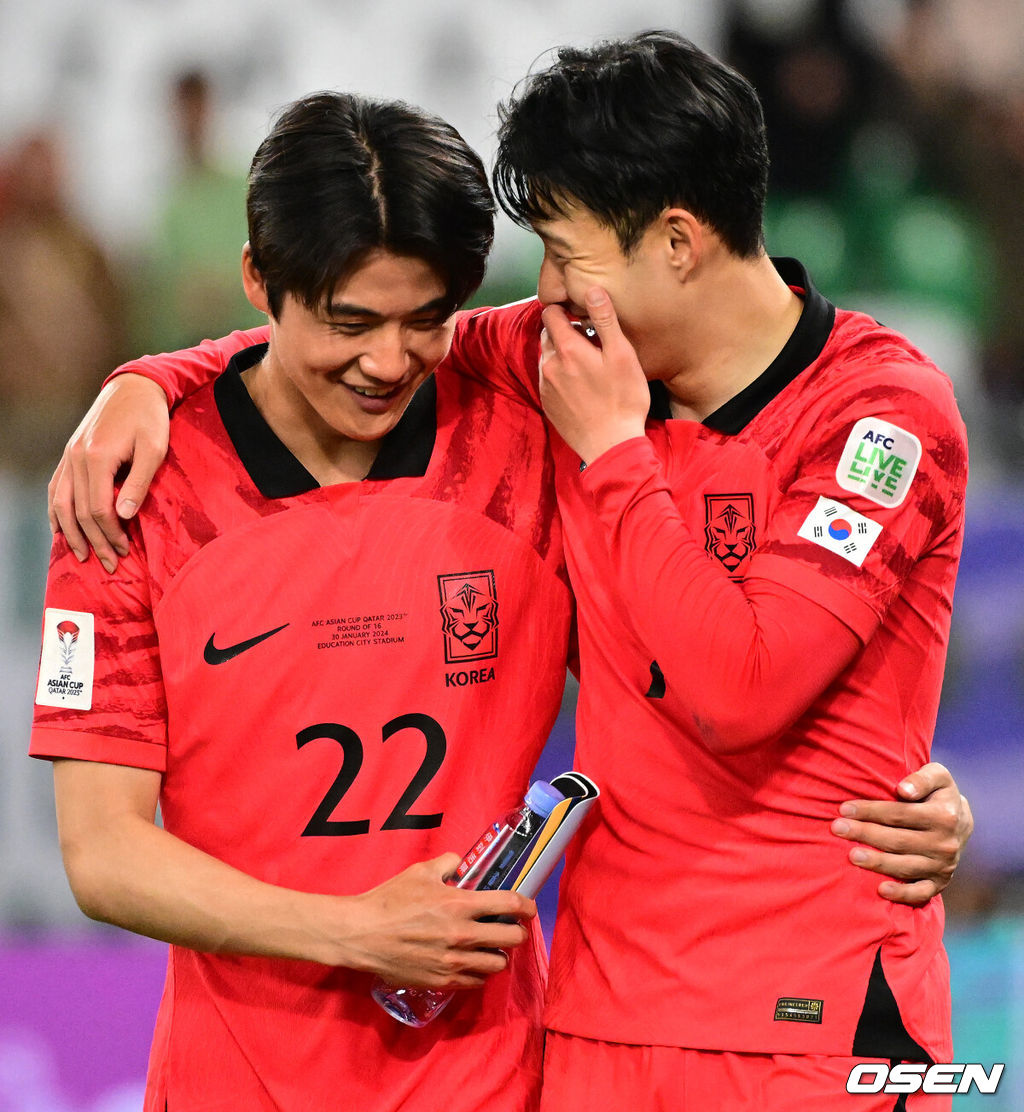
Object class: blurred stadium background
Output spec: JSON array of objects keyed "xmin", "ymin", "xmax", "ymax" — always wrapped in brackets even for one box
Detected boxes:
[{"xmin": 0, "ymin": 0, "xmax": 1021, "ymax": 1107}]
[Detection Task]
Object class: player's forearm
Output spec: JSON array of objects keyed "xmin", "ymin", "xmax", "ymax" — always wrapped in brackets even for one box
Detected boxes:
[
  {"xmin": 109, "ymin": 327, "xmax": 269, "ymax": 407},
  {"xmin": 54, "ymin": 760, "xmax": 533, "ymax": 986},
  {"xmin": 446, "ymin": 304, "xmax": 544, "ymax": 410},
  {"xmin": 59, "ymin": 806, "xmax": 344, "ymax": 964},
  {"xmin": 580, "ymin": 439, "xmax": 860, "ymax": 751}
]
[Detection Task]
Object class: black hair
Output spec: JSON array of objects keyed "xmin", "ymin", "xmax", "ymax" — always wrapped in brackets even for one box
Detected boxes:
[
  {"xmin": 247, "ymin": 92, "xmax": 494, "ymax": 318},
  {"xmin": 493, "ymin": 31, "xmax": 768, "ymax": 257}
]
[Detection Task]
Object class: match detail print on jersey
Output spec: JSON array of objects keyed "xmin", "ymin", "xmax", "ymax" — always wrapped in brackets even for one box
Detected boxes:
[
  {"xmin": 35, "ymin": 608, "xmax": 95, "ymax": 710},
  {"xmin": 797, "ymin": 497, "xmax": 883, "ymax": 568},
  {"xmin": 835, "ymin": 417, "xmax": 922, "ymax": 508}
]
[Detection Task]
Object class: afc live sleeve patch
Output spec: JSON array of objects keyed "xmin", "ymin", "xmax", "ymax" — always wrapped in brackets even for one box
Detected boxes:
[
  {"xmin": 35, "ymin": 608, "xmax": 95, "ymax": 710},
  {"xmin": 836, "ymin": 417, "xmax": 921, "ymax": 507},
  {"xmin": 798, "ymin": 497, "xmax": 882, "ymax": 568}
]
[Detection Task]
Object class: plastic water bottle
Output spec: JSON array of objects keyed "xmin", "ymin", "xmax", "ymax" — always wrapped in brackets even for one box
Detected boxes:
[{"xmin": 372, "ymin": 780, "xmax": 564, "ymax": 1027}]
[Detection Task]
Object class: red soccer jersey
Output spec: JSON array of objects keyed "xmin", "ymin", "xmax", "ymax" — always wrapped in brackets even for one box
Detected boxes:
[
  {"xmin": 32, "ymin": 347, "xmax": 571, "ymax": 1111},
  {"xmin": 449, "ymin": 260, "xmax": 965, "ymax": 1061}
]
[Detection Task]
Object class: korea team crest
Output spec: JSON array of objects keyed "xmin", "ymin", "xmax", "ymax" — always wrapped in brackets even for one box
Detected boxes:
[
  {"xmin": 704, "ymin": 493, "xmax": 756, "ymax": 577},
  {"xmin": 438, "ymin": 571, "xmax": 499, "ymax": 664}
]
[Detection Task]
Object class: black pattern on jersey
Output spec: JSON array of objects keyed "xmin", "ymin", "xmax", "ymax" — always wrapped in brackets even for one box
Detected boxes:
[{"xmin": 645, "ymin": 660, "xmax": 666, "ymax": 699}]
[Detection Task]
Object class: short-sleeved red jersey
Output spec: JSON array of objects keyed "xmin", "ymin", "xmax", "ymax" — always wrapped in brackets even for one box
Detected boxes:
[
  {"xmin": 450, "ymin": 260, "xmax": 965, "ymax": 1061},
  {"xmin": 32, "ymin": 348, "xmax": 571, "ymax": 1111}
]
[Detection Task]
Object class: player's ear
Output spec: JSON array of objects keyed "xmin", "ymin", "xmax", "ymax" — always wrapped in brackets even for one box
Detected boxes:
[
  {"xmin": 241, "ymin": 243, "xmax": 272, "ymax": 315},
  {"xmin": 662, "ymin": 208, "xmax": 703, "ymax": 281}
]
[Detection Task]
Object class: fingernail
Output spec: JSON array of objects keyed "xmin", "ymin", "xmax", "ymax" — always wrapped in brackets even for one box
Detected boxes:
[
  {"xmin": 585, "ymin": 287, "xmax": 608, "ymax": 306},
  {"xmin": 832, "ymin": 819, "xmax": 852, "ymax": 836},
  {"xmin": 101, "ymin": 558, "xmax": 116, "ymax": 574},
  {"xmin": 839, "ymin": 802, "xmax": 857, "ymax": 818},
  {"xmin": 117, "ymin": 498, "xmax": 138, "ymax": 518},
  {"xmin": 851, "ymin": 849, "xmax": 869, "ymax": 864},
  {"xmin": 74, "ymin": 549, "xmax": 87, "ymax": 563},
  {"xmin": 899, "ymin": 780, "xmax": 919, "ymax": 798},
  {"xmin": 115, "ymin": 544, "xmax": 129, "ymax": 557}
]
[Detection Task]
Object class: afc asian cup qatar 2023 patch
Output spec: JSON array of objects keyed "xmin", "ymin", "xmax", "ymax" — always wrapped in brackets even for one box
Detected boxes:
[
  {"xmin": 798, "ymin": 497, "xmax": 883, "ymax": 568},
  {"xmin": 836, "ymin": 417, "xmax": 922, "ymax": 508},
  {"xmin": 35, "ymin": 608, "xmax": 95, "ymax": 710}
]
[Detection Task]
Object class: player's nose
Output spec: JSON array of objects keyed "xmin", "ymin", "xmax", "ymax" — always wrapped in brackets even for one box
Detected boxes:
[
  {"xmin": 536, "ymin": 256, "xmax": 568, "ymax": 307},
  {"xmin": 361, "ymin": 333, "xmax": 413, "ymax": 383}
]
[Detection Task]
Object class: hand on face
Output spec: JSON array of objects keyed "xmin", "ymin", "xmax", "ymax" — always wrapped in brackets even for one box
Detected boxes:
[{"xmin": 538, "ymin": 286, "xmax": 649, "ymax": 466}]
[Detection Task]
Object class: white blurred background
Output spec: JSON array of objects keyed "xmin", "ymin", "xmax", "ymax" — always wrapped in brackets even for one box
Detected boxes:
[{"xmin": 1, "ymin": 1, "xmax": 1022, "ymax": 1108}]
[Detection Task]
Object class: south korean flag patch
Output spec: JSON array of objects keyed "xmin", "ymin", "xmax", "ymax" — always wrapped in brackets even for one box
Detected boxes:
[{"xmin": 798, "ymin": 497, "xmax": 882, "ymax": 568}]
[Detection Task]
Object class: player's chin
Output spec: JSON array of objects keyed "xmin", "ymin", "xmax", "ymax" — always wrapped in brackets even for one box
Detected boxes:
[
  {"xmin": 339, "ymin": 409, "xmax": 405, "ymax": 443},
  {"xmin": 348, "ymin": 392, "xmax": 426, "ymax": 441}
]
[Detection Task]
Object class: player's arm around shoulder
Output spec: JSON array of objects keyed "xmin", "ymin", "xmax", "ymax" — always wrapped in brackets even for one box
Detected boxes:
[
  {"xmin": 446, "ymin": 300, "xmax": 546, "ymax": 410},
  {"xmin": 49, "ymin": 327, "xmax": 266, "ymax": 573}
]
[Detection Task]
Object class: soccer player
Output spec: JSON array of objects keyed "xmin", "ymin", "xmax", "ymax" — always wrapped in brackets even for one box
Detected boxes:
[
  {"xmin": 486, "ymin": 33, "xmax": 968, "ymax": 1110},
  {"xmin": 30, "ymin": 92, "xmax": 570, "ymax": 1112},
  {"xmin": 46, "ymin": 38, "xmax": 973, "ymax": 1110}
]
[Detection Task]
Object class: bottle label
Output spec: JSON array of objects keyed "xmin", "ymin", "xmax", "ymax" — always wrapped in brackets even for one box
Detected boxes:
[{"xmin": 455, "ymin": 822, "xmax": 504, "ymax": 885}]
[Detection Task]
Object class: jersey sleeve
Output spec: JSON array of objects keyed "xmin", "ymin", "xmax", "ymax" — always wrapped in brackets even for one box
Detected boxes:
[
  {"xmin": 576, "ymin": 375, "xmax": 967, "ymax": 753},
  {"xmin": 750, "ymin": 372, "xmax": 968, "ymax": 635},
  {"xmin": 446, "ymin": 302, "xmax": 545, "ymax": 411},
  {"xmin": 30, "ymin": 530, "xmax": 168, "ymax": 771},
  {"xmin": 105, "ymin": 327, "xmax": 270, "ymax": 406}
]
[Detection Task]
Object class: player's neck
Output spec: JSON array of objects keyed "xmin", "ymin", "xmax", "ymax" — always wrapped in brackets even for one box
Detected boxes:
[
  {"xmin": 661, "ymin": 254, "xmax": 804, "ymax": 422},
  {"xmin": 301, "ymin": 439, "xmax": 380, "ymax": 486},
  {"xmin": 241, "ymin": 363, "xmax": 381, "ymax": 485}
]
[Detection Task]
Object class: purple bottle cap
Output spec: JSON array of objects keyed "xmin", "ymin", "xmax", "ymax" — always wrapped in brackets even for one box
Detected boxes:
[{"xmin": 525, "ymin": 780, "xmax": 564, "ymax": 818}]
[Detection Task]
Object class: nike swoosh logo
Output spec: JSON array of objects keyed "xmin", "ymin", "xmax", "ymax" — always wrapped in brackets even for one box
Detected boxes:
[{"xmin": 204, "ymin": 623, "xmax": 290, "ymax": 665}]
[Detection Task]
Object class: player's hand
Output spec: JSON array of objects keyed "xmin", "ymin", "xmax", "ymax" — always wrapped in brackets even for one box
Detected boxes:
[
  {"xmin": 539, "ymin": 286, "xmax": 649, "ymax": 466},
  {"xmin": 832, "ymin": 762, "xmax": 973, "ymax": 906},
  {"xmin": 48, "ymin": 374, "xmax": 170, "ymax": 573},
  {"xmin": 340, "ymin": 854, "xmax": 537, "ymax": 989}
]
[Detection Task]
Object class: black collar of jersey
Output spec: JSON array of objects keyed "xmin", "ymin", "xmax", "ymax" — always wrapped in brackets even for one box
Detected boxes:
[
  {"xmin": 647, "ymin": 257, "xmax": 836, "ymax": 433},
  {"xmin": 213, "ymin": 344, "xmax": 438, "ymax": 498}
]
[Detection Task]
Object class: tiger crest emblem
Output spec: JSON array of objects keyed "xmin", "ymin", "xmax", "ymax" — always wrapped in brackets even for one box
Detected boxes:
[
  {"xmin": 438, "ymin": 571, "xmax": 499, "ymax": 662},
  {"xmin": 704, "ymin": 494, "xmax": 756, "ymax": 576}
]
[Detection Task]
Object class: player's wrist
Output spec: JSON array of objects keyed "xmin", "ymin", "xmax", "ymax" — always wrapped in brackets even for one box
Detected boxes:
[
  {"xmin": 298, "ymin": 892, "xmax": 370, "ymax": 969},
  {"xmin": 577, "ymin": 423, "xmax": 647, "ymax": 469},
  {"xmin": 102, "ymin": 369, "xmax": 175, "ymax": 410}
]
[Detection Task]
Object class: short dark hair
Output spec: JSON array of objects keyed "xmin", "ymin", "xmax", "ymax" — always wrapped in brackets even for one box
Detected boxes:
[
  {"xmin": 493, "ymin": 31, "xmax": 768, "ymax": 257},
  {"xmin": 247, "ymin": 92, "xmax": 494, "ymax": 318}
]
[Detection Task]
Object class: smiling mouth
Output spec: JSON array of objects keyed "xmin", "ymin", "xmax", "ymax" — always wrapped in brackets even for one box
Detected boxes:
[{"xmin": 350, "ymin": 384, "xmax": 401, "ymax": 399}]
